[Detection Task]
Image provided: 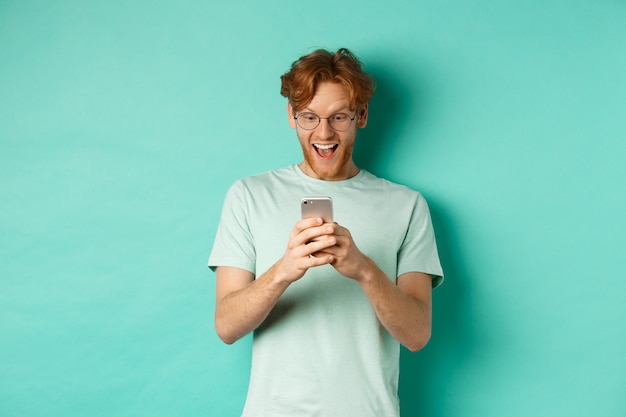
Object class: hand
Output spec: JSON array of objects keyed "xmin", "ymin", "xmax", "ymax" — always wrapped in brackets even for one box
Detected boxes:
[
  {"xmin": 317, "ymin": 223, "xmax": 371, "ymax": 281},
  {"xmin": 273, "ymin": 217, "xmax": 337, "ymax": 284}
]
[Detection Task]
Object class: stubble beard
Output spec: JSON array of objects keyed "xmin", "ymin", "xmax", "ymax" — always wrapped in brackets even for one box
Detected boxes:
[{"xmin": 301, "ymin": 143, "xmax": 355, "ymax": 181}]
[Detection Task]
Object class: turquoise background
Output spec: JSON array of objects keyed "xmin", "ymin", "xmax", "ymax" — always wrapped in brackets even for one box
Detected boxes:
[{"xmin": 1, "ymin": 1, "xmax": 625, "ymax": 416}]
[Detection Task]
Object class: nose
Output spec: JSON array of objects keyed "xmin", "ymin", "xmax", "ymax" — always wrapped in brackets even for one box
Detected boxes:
[{"xmin": 316, "ymin": 118, "xmax": 335, "ymax": 139}]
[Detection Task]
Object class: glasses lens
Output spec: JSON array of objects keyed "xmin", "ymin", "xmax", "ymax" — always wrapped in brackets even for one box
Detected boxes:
[
  {"xmin": 296, "ymin": 112, "xmax": 355, "ymax": 131},
  {"xmin": 296, "ymin": 113, "xmax": 319, "ymax": 130},
  {"xmin": 328, "ymin": 114, "xmax": 351, "ymax": 131}
]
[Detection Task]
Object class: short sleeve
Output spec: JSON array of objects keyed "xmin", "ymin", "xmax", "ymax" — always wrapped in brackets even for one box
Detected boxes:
[
  {"xmin": 208, "ymin": 180, "xmax": 256, "ymax": 274},
  {"xmin": 396, "ymin": 193, "xmax": 444, "ymax": 288}
]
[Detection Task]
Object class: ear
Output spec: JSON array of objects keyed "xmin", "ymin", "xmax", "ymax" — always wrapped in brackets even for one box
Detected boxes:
[
  {"xmin": 356, "ymin": 103, "xmax": 368, "ymax": 128},
  {"xmin": 287, "ymin": 102, "xmax": 297, "ymax": 129}
]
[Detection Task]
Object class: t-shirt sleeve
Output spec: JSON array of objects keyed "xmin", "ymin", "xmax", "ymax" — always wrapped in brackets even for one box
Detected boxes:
[
  {"xmin": 396, "ymin": 192, "xmax": 444, "ymax": 288},
  {"xmin": 208, "ymin": 180, "xmax": 256, "ymax": 274}
]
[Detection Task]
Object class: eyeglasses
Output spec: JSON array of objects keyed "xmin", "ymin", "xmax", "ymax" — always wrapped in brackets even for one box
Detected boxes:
[{"xmin": 294, "ymin": 112, "xmax": 356, "ymax": 132}]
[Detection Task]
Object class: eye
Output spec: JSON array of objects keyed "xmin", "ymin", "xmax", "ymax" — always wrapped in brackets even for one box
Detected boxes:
[
  {"xmin": 331, "ymin": 113, "xmax": 349, "ymax": 121},
  {"xmin": 299, "ymin": 113, "xmax": 318, "ymax": 122}
]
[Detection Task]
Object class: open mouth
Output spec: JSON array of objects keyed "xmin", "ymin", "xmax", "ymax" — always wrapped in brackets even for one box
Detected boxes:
[{"xmin": 313, "ymin": 143, "xmax": 338, "ymax": 159}]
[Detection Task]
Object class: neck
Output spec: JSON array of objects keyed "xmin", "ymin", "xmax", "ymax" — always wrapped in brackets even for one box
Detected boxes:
[{"xmin": 298, "ymin": 161, "xmax": 360, "ymax": 181}]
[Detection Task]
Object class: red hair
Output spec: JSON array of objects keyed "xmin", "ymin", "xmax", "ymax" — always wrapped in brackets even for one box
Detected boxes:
[{"xmin": 280, "ymin": 48, "xmax": 375, "ymax": 112}]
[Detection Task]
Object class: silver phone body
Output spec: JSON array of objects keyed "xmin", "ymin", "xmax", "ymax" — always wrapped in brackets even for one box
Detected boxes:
[{"xmin": 301, "ymin": 197, "xmax": 333, "ymax": 223}]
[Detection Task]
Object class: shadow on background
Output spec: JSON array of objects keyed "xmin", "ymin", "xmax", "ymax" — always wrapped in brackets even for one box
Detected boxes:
[
  {"xmin": 355, "ymin": 62, "xmax": 476, "ymax": 416},
  {"xmin": 352, "ymin": 62, "xmax": 413, "ymax": 174},
  {"xmin": 399, "ymin": 201, "xmax": 475, "ymax": 417}
]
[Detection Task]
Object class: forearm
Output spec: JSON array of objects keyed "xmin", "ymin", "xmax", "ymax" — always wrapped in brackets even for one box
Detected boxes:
[
  {"xmin": 357, "ymin": 259, "xmax": 432, "ymax": 352},
  {"xmin": 215, "ymin": 219, "xmax": 338, "ymax": 344},
  {"xmin": 214, "ymin": 263, "xmax": 290, "ymax": 344}
]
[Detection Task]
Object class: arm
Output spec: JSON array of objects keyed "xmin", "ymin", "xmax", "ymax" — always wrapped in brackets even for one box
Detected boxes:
[
  {"xmin": 320, "ymin": 224, "xmax": 433, "ymax": 352},
  {"xmin": 214, "ymin": 265, "xmax": 288, "ymax": 345},
  {"xmin": 358, "ymin": 264, "xmax": 433, "ymax": 352},
  {"xmin": 214, "ymin": 217, "xmax": 337, "ymax": 344}
]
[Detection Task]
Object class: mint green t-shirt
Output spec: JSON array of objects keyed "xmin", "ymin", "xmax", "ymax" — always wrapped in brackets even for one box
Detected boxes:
[{"xmin": 209, "ymin": 165, "xmax": 443, "ymax": 417}]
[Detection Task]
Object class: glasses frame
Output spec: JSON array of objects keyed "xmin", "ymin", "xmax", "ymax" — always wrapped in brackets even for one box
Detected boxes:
[{"xmin": 293, "ymin": 111, "xmax": 357, "ymax": 132}]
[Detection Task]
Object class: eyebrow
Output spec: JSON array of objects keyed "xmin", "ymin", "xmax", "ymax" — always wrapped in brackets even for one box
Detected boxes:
[{"xmin": 301, "ymin": 107, "xmax": 351, "ymax": 115}]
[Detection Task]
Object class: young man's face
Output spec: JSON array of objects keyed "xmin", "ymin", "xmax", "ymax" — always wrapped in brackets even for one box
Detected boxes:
[{"xmin": 288, "ymin": 81, "xmax": 368, "ymax": 181}]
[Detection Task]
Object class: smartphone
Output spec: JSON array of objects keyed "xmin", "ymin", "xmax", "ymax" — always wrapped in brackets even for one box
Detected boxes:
[{"xmin": 301, "ymin": 196, "xmax": 333, "ymax": 223}]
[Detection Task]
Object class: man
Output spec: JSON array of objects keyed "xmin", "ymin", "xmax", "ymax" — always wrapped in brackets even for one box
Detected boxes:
[{"xmin": 209, "ymin": 48, "xmax": 443, "ymax": 417}]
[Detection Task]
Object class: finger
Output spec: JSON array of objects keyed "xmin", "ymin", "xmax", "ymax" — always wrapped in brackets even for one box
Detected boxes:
[
  {"xmin": 292, "ymin": 224, "xmax": 336, "ymax": 248},
  {"xmin": 304, "ymin": 225, "xmax": 338, "ymax": 243},
  {"xmin": 289, "ymin": 217, "xmax": 323, "ymax": 241},
  {"xmin": 302, "ymin": 235, "xmax": 336, "ymax": 256},
  {"xmin": 294, "ymin": 217, "xmax": 324, "ymax": 232},
  {"xmin": 305, "ymin": 253, "xmax": 335, "ymax": 267},
  {"xmin": 312, "ymin": 245, "xmax": 342, "ymax": 261},
  {"xmin": 328, "ymin": 222, "xmax": 348, "ymax": 237}
]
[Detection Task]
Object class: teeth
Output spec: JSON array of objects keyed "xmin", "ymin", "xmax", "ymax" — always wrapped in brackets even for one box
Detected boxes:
[{"xmin": 313, "ymin": 144, "xmax": 336, "ymax": 150}]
